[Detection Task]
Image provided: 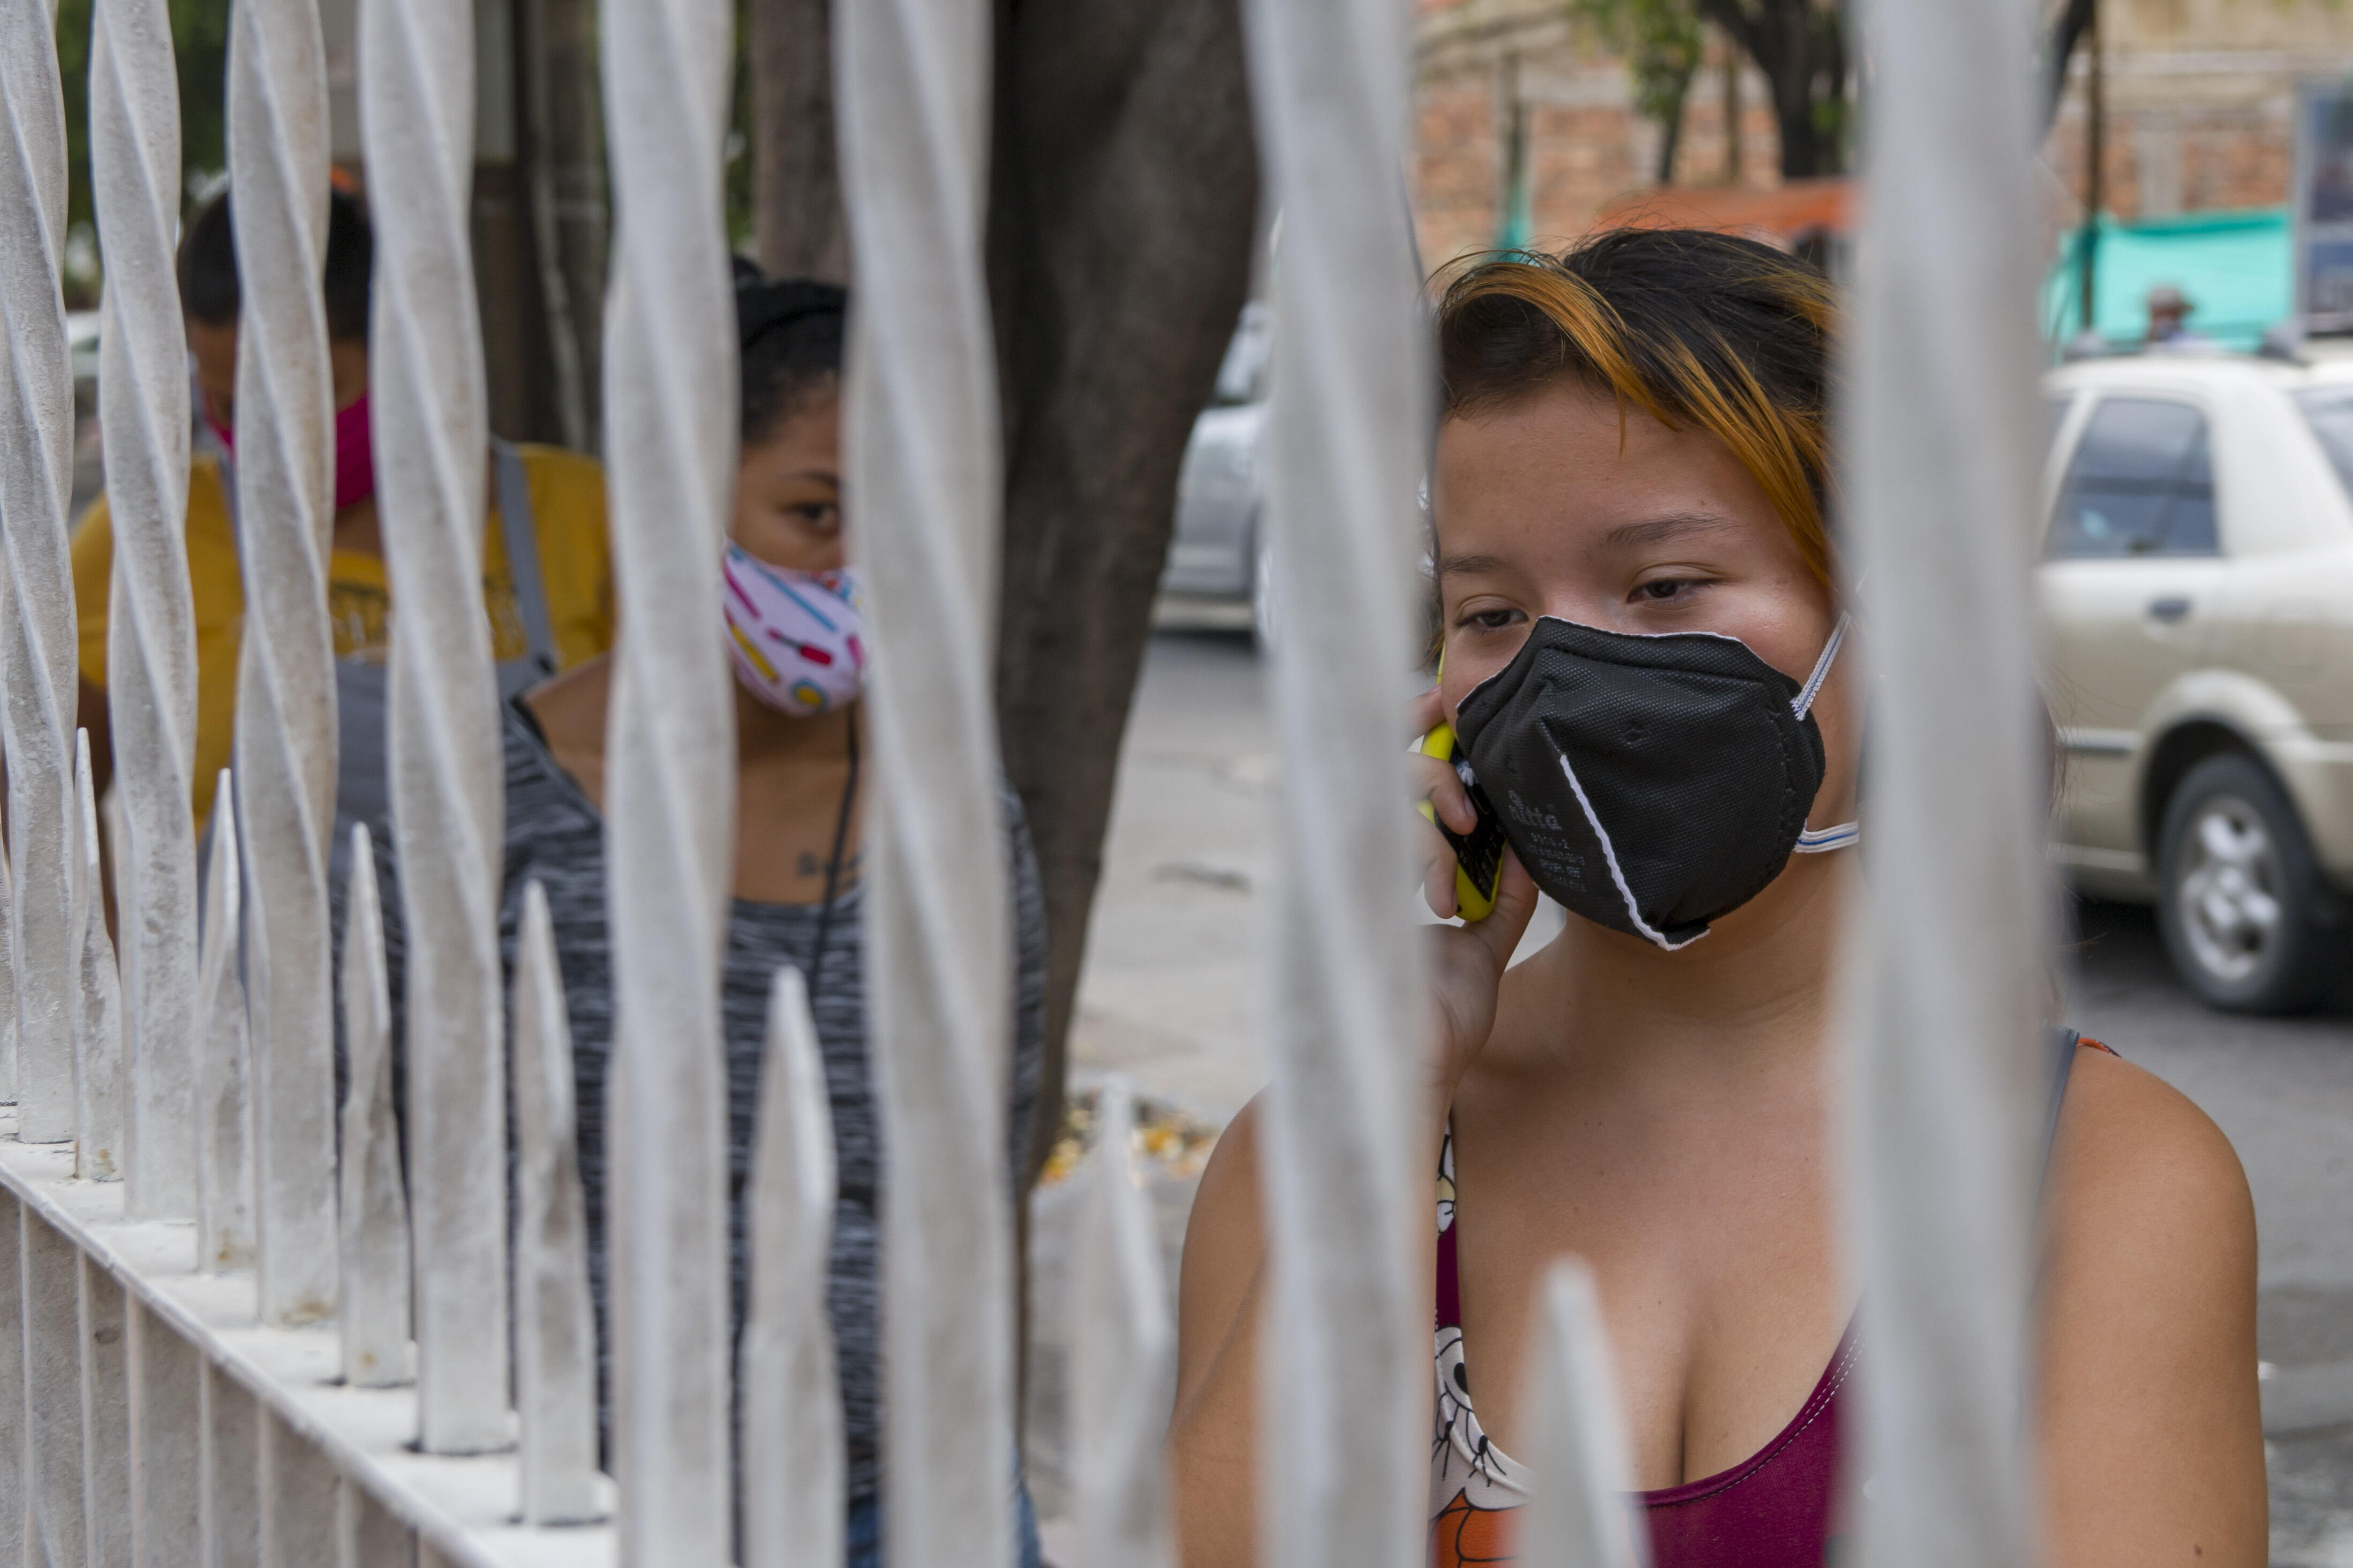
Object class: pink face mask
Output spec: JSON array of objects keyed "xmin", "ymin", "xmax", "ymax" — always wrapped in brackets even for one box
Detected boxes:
[
  {"xmin": 720, "ymin": 543, "xmax": 867, "ymax": 715},
  {"xmin": 207, "ymin": 391, "xmax": 376, "ymax": 512}
]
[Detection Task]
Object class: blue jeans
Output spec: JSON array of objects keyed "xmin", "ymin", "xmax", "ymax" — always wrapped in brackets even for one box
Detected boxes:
[{"xmin": 845, "ymin": 1480, "xmax": 1042, "ymax": 1568}]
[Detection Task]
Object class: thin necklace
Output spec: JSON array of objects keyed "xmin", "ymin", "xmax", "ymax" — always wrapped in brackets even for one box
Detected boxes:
[{"xmin": 805, "ymin": 709, "xmax": 860, "ymax": 999}]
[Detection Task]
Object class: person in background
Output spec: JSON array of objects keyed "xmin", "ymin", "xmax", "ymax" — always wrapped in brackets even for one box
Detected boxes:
[
  {"xmin": 2144, "ymin": 282, "xmax": 2218, "ymax": 353},
  {"xmin": 371, "ymin": 269, "xmax": 1050, "ymax": 1566},
  {"xmin": 70, "ymin": 188, "xmax": 614, "ymax": 861}
]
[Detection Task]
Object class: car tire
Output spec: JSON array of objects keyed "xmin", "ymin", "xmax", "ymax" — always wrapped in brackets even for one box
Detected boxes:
[
  {"xmin": 2155, "ymin": 752, "xmax": 2339, "ymax": 1014},
  {"xmin": 1250, "ymin": 528, "xmax": 1279, "ymax": 652}
]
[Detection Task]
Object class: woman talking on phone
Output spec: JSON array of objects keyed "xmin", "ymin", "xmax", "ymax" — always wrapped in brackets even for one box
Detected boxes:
[{"xmin": 1166, "ymin": 230, "xmax": 2266, "ymax": 1567}]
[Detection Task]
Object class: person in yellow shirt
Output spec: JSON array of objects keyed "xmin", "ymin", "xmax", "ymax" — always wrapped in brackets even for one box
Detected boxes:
[{"xmin": 73, "ymin": 187, "xmax": 613, "ymax": 849}]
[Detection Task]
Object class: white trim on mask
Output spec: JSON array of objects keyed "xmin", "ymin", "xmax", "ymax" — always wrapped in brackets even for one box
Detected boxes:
[
  {"xmin": 1792, "ymin": 821, "xmax": 1859, "ymax": 853},
  {"xmin": 1552, "ymin": 751, "xmax": 1706, "ymax": 952}
]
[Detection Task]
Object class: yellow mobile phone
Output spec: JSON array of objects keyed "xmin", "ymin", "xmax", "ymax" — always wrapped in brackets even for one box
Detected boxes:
[{"xmin": 1417, "ymin": 721, "xmax": 1507, "ymax": 922}]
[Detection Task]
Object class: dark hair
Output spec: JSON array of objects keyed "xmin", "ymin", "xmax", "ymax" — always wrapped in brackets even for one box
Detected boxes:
[
  {"xmin": 178, "ymin": 187, "xmax": 374, "ymax": 345},
  {"xmin": 1435, "ymin": 228, "xmax": 1836, "ymax": 584},
  {"xmin": 735, "ymin": 263, "xmax": 847, "ymax": 446}
]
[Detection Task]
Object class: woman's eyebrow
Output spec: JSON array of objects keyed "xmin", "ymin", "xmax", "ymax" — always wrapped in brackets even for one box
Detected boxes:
[
  {"xmin": 1434, "ymin": 551, "xmax": 1513, "ymax": 578},
  {"xmin": 1603, "ymin": 511, "xmax": 1736, "ymax": 549}
]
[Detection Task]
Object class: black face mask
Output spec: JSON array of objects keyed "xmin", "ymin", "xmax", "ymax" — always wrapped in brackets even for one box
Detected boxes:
[{"xmin": 1453, "ymin": 616, "xmax": 1853, "ymax": 950}]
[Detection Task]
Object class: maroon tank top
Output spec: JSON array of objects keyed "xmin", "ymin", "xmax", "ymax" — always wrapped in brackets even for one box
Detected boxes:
[
  {"xmin": 1430, "ymin": 1034, "xmax": 2108, "ymax": 1566},
  {"xmin": 1429, "ymin": 1125, "xmax": 1852, "ymax": 1568}
]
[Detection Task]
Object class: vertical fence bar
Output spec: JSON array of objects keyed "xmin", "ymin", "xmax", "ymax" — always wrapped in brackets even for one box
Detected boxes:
[
  {"xmin": 81, "ymin": 1259, "xmax": 133, "ymax": 1568},
  {"xmin": 22, "ymin": 1212, "xmax": 89, "ymax": 1565},
  {"xmin": 338, "ymin": 830, "xmax": 411, "ymax": 1391},
  {"xmin": 228, "ymin": 0, "xmax": 341, "ymax": 1328},
  {"xmin": 197, "ymin": 781, "xmax": 255, "ymax": 1273},
  {"xmin": 1072, "ymin": 1080, "xmax": 1173, "ymax": 1568},
  {"xmin": 1518, "ymin": 1261, "xmax": 1643, "ymax": 1568},
  {"xmin": 595, "ymin": 0, "xmax": 737, "ymax": 1553},
  {"xmin": 0, "ymin": 848, "xmax": 17, "ymax": 1104},
  {"xmin": 1842, "ymin": 0, "xmax": 2049, "ymax": 1562},
  {"xmin": 258, "ymin": 1406, "xmax": 338, "ymax": 1566},
  {"xmin": 75, "ymin": 731, "xmax": 129, "ymax": 1181},
  {"xmin": 511, "ymin": 886, "xmax": 599, "ymax": 1526},
  {"xmin": 834, "ymin": 0, "xmax": 1015, "ymax": 1556},
  {"xmin": 90, "ymin": 0, "xmax": 199, "ymax": 1221},
  {"xmin": 0, "ymin": 1194, "xmax": 21, "ymax": 1565},
  {"xmin": 203, "ymin": 1365, "xmax": 263, "ymax": 1568},
  {"xmin": 1234, "ymin": 0, "xmax": 1431, "ymax": 1560},
  {"xmin": 361, "ymin": 0, "xmax": 511, "ymax": 1455},
  {"xmin": 128, "ymin": 1301, "xmax": 202, "ymax": 1568},
  {"xmin": 0, "ymin": 0, "xmax": 85, "ymax": 1145},
  {"xmin": 335, "ymin": 1480, "xmax": 412, "ymax": 1568},
  {"xmin": 739, "ymin": 968, "xmax": 840, "ymax": 1568}
]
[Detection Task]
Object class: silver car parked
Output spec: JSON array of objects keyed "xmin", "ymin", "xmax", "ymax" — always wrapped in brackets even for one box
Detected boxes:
[
  {"xmin": 1160, "ymin": 304, "xmax": 1274, "ymax": 642},
  {"xmin": 2042, "ymin": 353, "xmax": 2353, "ymax": 1012}
]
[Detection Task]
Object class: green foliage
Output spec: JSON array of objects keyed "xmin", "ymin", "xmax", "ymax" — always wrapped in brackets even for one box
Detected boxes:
[
  {"xmin": 51, "ymin": 0, "xmax": 231, "ymax": 305},
  {"xmin": 1571, "ymin": 0, "xmax": 1706, "ymax": 135}
]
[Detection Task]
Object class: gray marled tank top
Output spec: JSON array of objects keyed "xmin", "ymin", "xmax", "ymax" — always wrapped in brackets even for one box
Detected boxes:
[{"xmin": 367, "ymin": 695, "xmax": 1047, "ymax": 1507}]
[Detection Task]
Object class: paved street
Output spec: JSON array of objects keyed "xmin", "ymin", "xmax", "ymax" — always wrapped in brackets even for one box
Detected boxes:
[{"xmin": 1029, "ymin": 627, "xmax": 2353, "ymax": 1565}]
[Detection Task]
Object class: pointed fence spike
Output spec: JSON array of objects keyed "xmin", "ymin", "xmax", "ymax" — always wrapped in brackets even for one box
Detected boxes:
[
  {"xmin": 512, "ymin": 882, "xmax": 601, "ymax": 1525},
  {"xmin": 338, "ymin": 824, "xmax": 411, "ymax": 1390},
  {"xmin": 73, "ymin": 729, "xmax": 126, "ymax": 1181},
  {"xmin": 90, "ymin": 0, "xmax": 200, "ymax": 1224},
  {"xmin": 1519, "ymin": 1260, "xmax": 1647, "ymax": 1568},
  {"xmin": 195, "ymin": 770, "xmax": 253, "ymax": 1274},
  {"xmin": 835, "ymin": 0, "xmax": 1020, "ymax": 1552},
  {"xmin": 0, "ymin": 0, "xmax": 85, "ymax": 1150},
  {"xmin": 596, "ymin": 0, "xmax": 739, "ymax": 1547},
  {"xmin": 361, "ymin": 0, "xmax": 510, "ymax": 1453},
  {"xmin": 1073, "ymin": 1078, "xmax": 1174, "ymax": 1568},
  {"xmin": 740, "ymin": 965, "xmax": 841, "ymax": 1568},
  {"xmin": 0, "ymin": 835, "xmax": 17, "ymax": 1105},
  {"xmin": 227, "ymin": 0, "xmax": 341, "ymax": 1328}
]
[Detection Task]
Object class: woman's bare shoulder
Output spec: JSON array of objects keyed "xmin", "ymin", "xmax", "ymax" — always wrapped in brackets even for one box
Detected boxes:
[
  {"xmin": 2039, "ymin": 1042, "xmax": 2266, "ymax": 1565},
  {"xmin": 2048, "ymin": 1044, "xmax": 2252, "ymax": 1248}
]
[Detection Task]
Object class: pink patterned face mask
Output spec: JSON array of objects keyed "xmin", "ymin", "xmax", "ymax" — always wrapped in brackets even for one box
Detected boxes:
[{"xmin": 720, "ymin": 543, "xmax": 866, "ymax": 715}]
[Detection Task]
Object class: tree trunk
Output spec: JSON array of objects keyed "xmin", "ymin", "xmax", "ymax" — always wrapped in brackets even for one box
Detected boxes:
[
  {"xmin": 987, "ymin": 0, "xmax": 1260, "ymax": 1182},
  {"xmin": 1696, "ymin": 0, "xmax": 1843, "ymax": 180},
  {"xmin": 750, "ymin": 0, "xmax": 849, "ymax": 283}
]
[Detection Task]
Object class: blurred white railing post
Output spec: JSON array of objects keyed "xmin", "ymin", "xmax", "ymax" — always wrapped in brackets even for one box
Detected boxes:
[
  {"xmin": 1235, "ymin": 0, "xmax": 1433, "ymax": 1563},
  {"xmin": 834, "ymin": 0, "xmax": 1017, "ymax": 1557},
  {"xmin": 739, "ymin": 968, "xmax": 842, "ymax": 1568},
  {"xmin": 1519, "ymin": 1261, "xmax": 1645, "ymax": 1568},
  {"xmin": 1072, "ymin": 1080, "xmax": 1174, "ymax": 1568},
  {"xmin": 227, "ymin": 0, "xmax": 341, "ymax": 1327},
  {"xmin": 72, "ymin": 731, "xmax": 126, "ymax": 1183},
  {"xmin": 597, "ymin": 0, "xmax": 739, "ymax": 1555},
  {"xmin": 0, "ymin": 0, "xmax": 85, "ymax": 1146},
  {"xmin": 512, "ymin": 884, "xmax": 601, "ymax": 1527},
  {"xmin": 90, "ymin": 0, "xmax": 200, "ymax": 1222},
  {"xmin": 1843, "ymin": 0, "xmax": 2050, "ymax": 1561},
  {"xmin": 338, "ymin": 828, "xmax": 412, "ymax": 1391},
  {"xmin": 362, "ymin": 0, "xmax": 511, "ymax": 1454}
]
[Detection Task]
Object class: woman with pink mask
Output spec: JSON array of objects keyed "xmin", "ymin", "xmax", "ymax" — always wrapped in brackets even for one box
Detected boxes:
[{"xmin": 371, "ymin": 270, "xmax": 1049, "ymax": 1567}]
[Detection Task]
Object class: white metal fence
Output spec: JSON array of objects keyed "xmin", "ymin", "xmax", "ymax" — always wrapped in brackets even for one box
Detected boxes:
[{"xmin": 0, "ymin": 0, "xmax": 2048, "ymax": 1559}]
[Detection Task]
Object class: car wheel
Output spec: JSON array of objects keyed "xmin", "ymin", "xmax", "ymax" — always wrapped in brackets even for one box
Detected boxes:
[
  {"xmin": 2155, "ymin": 752, "xmax": 2337, "ymax": 1014},
  {"xmin": 1250, "ymin": 528, "xmax": 1279, "ymax": 652}
]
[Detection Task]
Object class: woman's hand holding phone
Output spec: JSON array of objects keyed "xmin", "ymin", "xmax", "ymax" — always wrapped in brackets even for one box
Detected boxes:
[{"xmin": 1409, "ymin": 683, "xmax": 1541, "ymax": 1119}]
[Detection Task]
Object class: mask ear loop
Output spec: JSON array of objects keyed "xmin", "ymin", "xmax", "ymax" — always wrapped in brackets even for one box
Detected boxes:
[
  {"xmin": 1790, "ymin": 612, "xmax": 1849, "ymax": 720},
  {"xmin": 1790, "ymin": 612, "xmax": 1859, "ymax": 854}
]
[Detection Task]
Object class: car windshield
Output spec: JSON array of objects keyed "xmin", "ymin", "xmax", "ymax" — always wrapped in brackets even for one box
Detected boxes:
[{"xmin": 2294, "ymin": 387, "xmax": 2353, "ymax": 501}]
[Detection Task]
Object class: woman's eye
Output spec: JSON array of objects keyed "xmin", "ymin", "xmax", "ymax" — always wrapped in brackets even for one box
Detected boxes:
[
  {"xmin": 1634, "ymin": 578, "xmax": 1700, "ymax": 603},
  {"xmin": 1457, "ymin": 607, "xmax": 1520, "ymax": 631},
  {"xmin": 795, "ymin": 503, "xmax": 841, "ymax": 531}
]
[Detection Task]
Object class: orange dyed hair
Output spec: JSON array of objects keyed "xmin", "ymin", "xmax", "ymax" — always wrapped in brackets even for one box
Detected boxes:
[{"xmin": 1434, "ymin": 229, "xmax": 1838, "ymax": 585}]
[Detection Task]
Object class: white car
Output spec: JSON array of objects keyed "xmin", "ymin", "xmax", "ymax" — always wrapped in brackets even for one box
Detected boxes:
[
  {"xmin": 2042, "ymin": 352, "xmax": 2353, "ymax": 1011},
  {"xmin": 1160, "ymin": 304, "xmax": 1274, "ymax": 642}
]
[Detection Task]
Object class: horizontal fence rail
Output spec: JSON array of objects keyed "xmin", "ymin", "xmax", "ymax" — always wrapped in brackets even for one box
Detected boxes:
[{"xmin": 0, "ymin": 0, "xmax": 2046, "ymax": 1557}]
